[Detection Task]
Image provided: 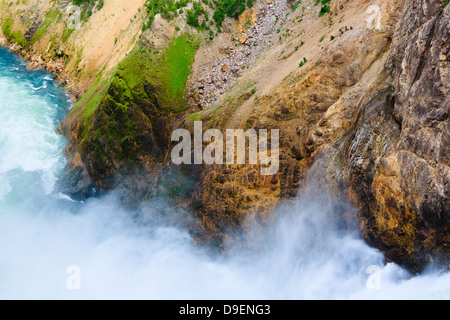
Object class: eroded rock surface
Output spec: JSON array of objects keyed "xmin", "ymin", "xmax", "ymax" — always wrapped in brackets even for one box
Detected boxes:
[{"xmin": 2, "ymin": 0, "xmax": 448, "ymax": 272}]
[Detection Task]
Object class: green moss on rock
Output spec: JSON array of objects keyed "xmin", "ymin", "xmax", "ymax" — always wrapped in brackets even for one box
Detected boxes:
[
  {"xmin": 32, "ymin": 9, "xmax": 62, "ymax": 43},
  {"xmin": 60, "ymin": 33, "xmax": 200, "ymax": 198},
  {"xmin": 2, "ymin": 17, "xmax": 28, "ymax": 47}
]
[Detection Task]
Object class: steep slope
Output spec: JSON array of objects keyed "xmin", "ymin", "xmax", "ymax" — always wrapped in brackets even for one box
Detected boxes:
[
  {"xmin": 0, "ymin": 0, "xmax": 146, "ymax": 96},
  {"xmin": 189, "ymin": 0, "xmax": 449, "ymax": 271},
  {"xmin": 1, "ymin": 0, "xmax": 448, "ymax": 272},
  {"xmin": 357, "ymin": 0, "xmax": 449, "ymax": 271}
]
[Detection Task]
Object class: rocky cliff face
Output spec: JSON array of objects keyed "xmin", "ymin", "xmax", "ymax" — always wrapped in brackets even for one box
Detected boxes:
[
  {"xmin": 356, "ymin": 0, "xmax": 449, "ymax": 271},
  {"xmin": 1, "ymin": 0, "xmax": 448, "ymax": 272},
  {"xmin": 188, "ymin": 0, "xmax": 449, "ymax": 271},
  {"xmin": 322, "ymin": 0, "xmax": 449, "ymax": 272}
]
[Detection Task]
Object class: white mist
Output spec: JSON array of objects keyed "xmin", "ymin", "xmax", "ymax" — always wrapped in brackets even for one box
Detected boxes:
[{"xmin": 0, "ymin": 47, "xmax": 448, "ymax": 300}]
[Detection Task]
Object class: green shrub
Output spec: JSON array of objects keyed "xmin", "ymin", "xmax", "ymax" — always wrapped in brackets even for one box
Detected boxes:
[
  {"xmin": 142, "ymin": 0, "xmax": 254, "ymax": 38},
  {"xmin": 317, "ymin": 0, "xmax": 331, "ymax": 17}
]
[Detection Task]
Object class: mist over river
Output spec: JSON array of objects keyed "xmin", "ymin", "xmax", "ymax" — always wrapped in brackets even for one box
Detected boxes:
[{"xmin": 0, "ymin": 47, "xmax": 448, "ymax": 300}]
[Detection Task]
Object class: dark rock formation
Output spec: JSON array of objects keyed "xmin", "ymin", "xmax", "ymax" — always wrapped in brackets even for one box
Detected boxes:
[
  {"xmin": 352, "ymin": 0, "xmax": 449, "ymax": 272},
  {"xmin": 189, "ymin": 0, "xmax": 449, "ymax": 272}
]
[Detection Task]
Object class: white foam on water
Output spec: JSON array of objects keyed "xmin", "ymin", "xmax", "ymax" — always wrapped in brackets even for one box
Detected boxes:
[{"xmin": 0, "ymin": 76, "xmax": 65, "ymax": 194}]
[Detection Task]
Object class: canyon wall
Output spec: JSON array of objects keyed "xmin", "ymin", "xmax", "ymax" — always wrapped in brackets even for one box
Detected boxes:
[
  {"xmin": 1, "ymin": 0, "xmax": 448, "ymax": 272},
  {"xmin": 189, "ymin": 0, "xmax": 449, "ymax": 271}
]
